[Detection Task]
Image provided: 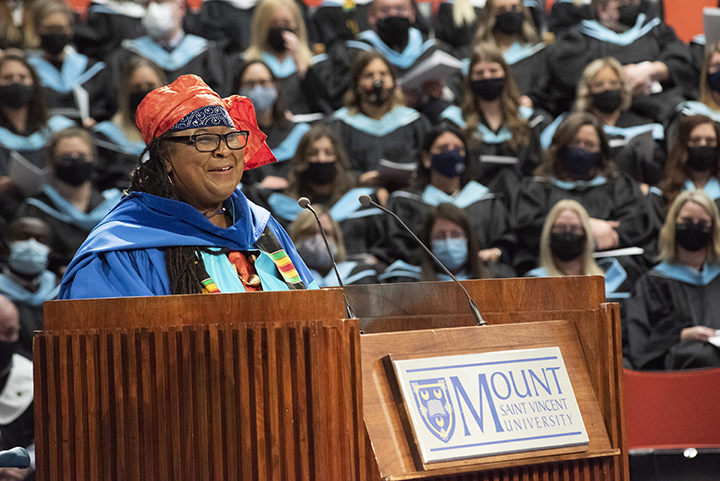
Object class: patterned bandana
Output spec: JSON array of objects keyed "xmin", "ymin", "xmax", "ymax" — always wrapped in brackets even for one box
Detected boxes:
[{"xmin": 170, "ymin": 105, "xmax": 234, "ymax": 132}]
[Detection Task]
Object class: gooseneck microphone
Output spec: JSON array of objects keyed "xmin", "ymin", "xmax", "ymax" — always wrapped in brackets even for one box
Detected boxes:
[
  {"xmin": 298, "ymin": 197, "xmax": 356, "ymax": 319},
  {"xmin": 358, "ymin": 194, "xmax": 486, "ymax": 326}
]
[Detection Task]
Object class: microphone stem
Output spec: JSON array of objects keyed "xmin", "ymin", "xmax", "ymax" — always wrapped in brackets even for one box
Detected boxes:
[{"xmin": 367, "ymin": 199, "xmax": 486, "ymax": 326}]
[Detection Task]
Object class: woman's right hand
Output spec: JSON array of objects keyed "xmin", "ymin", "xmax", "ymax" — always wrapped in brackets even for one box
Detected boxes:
[
  {"xmin": 588, "ymin": 218, "xmax": 620, "ymax": 251},
  {"xmin": 680, "ymin": 326, "xmax": 718, "ymax": 342}
]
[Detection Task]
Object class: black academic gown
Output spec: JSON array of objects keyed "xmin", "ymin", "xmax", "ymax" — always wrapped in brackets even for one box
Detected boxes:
[
  {"xmin": 108, "ymin": 33, "xmax": 230, "ymax": 110},
  {"xmin": 382, "ymin": 181, "xmax": 517, "ymax": 276},
  {"xmin": 531, "ymin": 14, "xmax": 694, "ymax": 121},
  {"xmin": 83, "ymin": 0, "xmax": 146, "ymax": 61},
  {"xmin": 627, "ymin": 263, "xmax": 720, "ymax": 370},
  {"xmin": 513, "ymin": 172, "xmax": 655, "ymax": 274},
  {"xmin": 433, "ymin": 2, "xmax": 483, "ymax": 60},
  {"xmin": 324, "ymin": 106, "xmax": 430, "ymax": 178},
  {"xmin": 91, "ymin": 120, "xmax": 146, "ymax": 191},
  {"xmin": 198, "ymin": 0, "xmax": 256, "ymax": 54}
]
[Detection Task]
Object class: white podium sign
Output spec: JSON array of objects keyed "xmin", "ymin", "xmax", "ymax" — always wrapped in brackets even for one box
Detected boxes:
[{"xmin": 393, "ymin": 347, "xmax": 588, "ymax": 463}]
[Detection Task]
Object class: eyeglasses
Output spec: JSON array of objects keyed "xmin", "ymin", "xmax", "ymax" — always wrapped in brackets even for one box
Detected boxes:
[
  {"xmin": 569, "ymin": 140, "xmax": 600, "ymax": 152},
  {"xmin": 168, "ymin": 131, "xmax": 249, "ymax": 152}
]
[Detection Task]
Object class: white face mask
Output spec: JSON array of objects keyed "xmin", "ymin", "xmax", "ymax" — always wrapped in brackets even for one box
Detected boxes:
[
  {"xmin": 142, "ymin": 2, "xmax": 178, "ymax": 40},
  {"xmin": 8, "ymin": 238, "xmax": 51, "ymax": 276}
]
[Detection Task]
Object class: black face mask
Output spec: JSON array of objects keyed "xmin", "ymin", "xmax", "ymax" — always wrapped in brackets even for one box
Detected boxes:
[
  {"xmin": 550, "ymin": 232, "xmax": 587, "ymax": 262},
  {"xmin": 0, "ymin": 83, "xmax": 33, "ymax": 109},
  {"xmin": 561, "ymin": 147, "xmax": 602, "ymax": 179},
  {"xmin": 375, "ymin": 16, "xmax": 411, "ymax": 50},
  {"xmin": 687, "ymin": 146, "xmax": 718, "ymax": 172},
  {"xmin": 675, "ymin": 222, "xmax": 713, "ymax": 252},
  {"xmin": 591, "ymin": 89, "xmax": 623, "ymax": 114},
  {"xmin": 129, "ymin": 90, "xmax": 152, "ymax": 114},
  {"xmin": 40, "ymin": 33, "xmax": 71, "ymax": 55},
  {"xmin": 0, "ymin": 341, "xmax": 16, "ymax": 378},
  {"xmin": 303, "ymin": 162, "xmax": 337, "ymax": 185},
  {"xmin": 361, "ymin": 79, "xmax": 393, "ymax": 107},
  {"xmin": 267, "ymin": 27, "xmax": 291, "ymax": 53},
  {"xmin": 471, "ymin": 78, "xmax": 505, "ymax": 102},
  {"xmin": 707, "ymin": 70, "xmax": 720, "ymax": 94},
  {"xmin": 493, "ymin": 11, "xmax": 524, "ymax": 35},
  {"xmin": 617, "ymin": 2, "xmax": 641, "ymax": 27},
  {"xmin": 54, "ymin": 154, "xmax": 94, "ymax": 186}
]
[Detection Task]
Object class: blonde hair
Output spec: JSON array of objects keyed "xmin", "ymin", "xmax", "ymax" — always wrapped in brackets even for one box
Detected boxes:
[
  {"xmin": 473, "ymin": 0, "xmax": 539, "ymax": 45},
  {"xmin": 288, "ymin": 206, "xmax": 348, "ymax": 263},
  {"xmin": 658, "ymin": 190, "xmax": 720, "ymax": 263},
  {"xmin": 246, "ymin": 0, "xmax": 312, "ymax": 67},
  {"xmin": 539, "ymin": 200, "xmax": 603, "ymax": 276},
  {"xmin": 699, "ymin": 41, "xmax": 720, "ymax": 111},
  {"xmin": 462, "ymin": 43, "xmax": 529, "ymax": 150},
  {"xmin": 452, "ymin": 0, "xmax": 477, "ymax": 27},
  {"xmin": 575, "ymin": 58, "xmax": 632, "ymax": 113}
]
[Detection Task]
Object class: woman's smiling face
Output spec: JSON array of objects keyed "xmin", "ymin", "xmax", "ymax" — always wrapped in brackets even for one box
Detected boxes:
[{"xmin": 165, "ymin": 125, "xmax": 246, "ymax": 213}]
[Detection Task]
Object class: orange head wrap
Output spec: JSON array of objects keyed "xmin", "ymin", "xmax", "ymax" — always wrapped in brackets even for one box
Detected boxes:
[{"xmin": 135, "ymin": 74, "xmax": 276, "ymax": 170}]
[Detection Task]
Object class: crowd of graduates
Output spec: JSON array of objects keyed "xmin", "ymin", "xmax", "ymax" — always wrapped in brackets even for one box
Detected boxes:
[{"xmin": 1, "ymin": 0, "xmax": 720, "ymax": 475}]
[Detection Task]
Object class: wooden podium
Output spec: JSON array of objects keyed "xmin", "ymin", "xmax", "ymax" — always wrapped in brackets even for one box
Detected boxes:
[
  {"xmin": 35, "ymin": 276, "xmax": 627, "ymax": 480},
  {"xmin": 34, "ymin": 289, "xmax": 364, "ymax": 480},
  {"xmin": 346, "ymin": 276, "xmax": 628, "ymax": 480}
]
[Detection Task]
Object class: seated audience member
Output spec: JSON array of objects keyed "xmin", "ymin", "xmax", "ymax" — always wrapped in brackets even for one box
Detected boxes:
[
  {"xmin": 651, "ymin": 115, "xmax": 720, "ymax": 226},
  {"xmin": 17, "ymin": 127, "xmax": 122, "ymax": 273},
  {"xmin": 0, "ymin": 0, "xmax": 38, "ymax": 51},
  {"xmin": 542, "ymin": 57, "xmax": 664, "ymax": 186},
  {"xmin": 288, "ymin": 207, "xmax": 379, "ymax": 286},
  {"xmin": 0, "ymin": 295, "xmax": 34, "ymax": 481},
  {"xmin": 628, "ymin": 190, "xmax": 720, "ymax": 370},
  {"xmin": 325, "ymin": 51, "xmax": 430, "ymax": 188},
  {"xmin": 310, "ymin": 0, "xmax": 372, "ymax": 49},
  {"xmin": 531, "ymin": 0, "xmax": 694, "ymax": 122},
  {"xmin": 0, "ymin": 54, "xmax": 74, "ymax": 221},
  {"xmin": 527, "ymin": 199, "xmax": 639, "ymax": 343},
  {"xmin": 27, "ymin": 0, "xmax": 109, "ymax": 126},
  {"xmin": 471, "ymin": 0, "xmax": 546, "ymax": 96},
  {"xmin": 667, "ymin": 41, "xmax": 720, "ymax": 149},
  {"xmin": 310, "ymin": 0, "xmax": 462, "ymax": 114},
  {"xmin": 84, "ymin": 0, "xmax": 147, "ymax": 61},
  {"xmin": 92, "ymin": 57, "xmax": 167, "ymax": 191},
  {"xmin": 234, "ymin": 60, "xmax": 310, "ymax": 188},
  {"xmin": 382, "ymin": 203, "xmax": 494, "ymax": 282},
  {"xmin": 241, "ymin": 0, "xmax": 315, "ymax": 115},
  {"xmin": 433, "ymin": 0, "xmax": 483, "ymax": 59},
  {"xmin": 384, "ymin": 125, "xmax": 516, "ymax": 275},
  {"xmin": 108, "ymin": 0, "xmax": 228, "ymax": 101},
  {"xmin": 547, "ymin": 0, "xmax": 593, "ymax": 35},
  {"xmin": 1, "ymin": 217, "xmax": 57, "ymax": 359},
  {"xmin": 514, "ymin": 112, "xmax": 653, "ymax": 274},
  {"xmin": 198, "ymin": 0, "xmax": 260, "ymax": 54},
  {"xmin": 439, "ymin": 43, "xmax": 547, "ymax": 207}
]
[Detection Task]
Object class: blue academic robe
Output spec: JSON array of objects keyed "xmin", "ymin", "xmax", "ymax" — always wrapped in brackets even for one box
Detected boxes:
[{"xmin": 59, "ymin": 189, "xmax": 315, "ymax": 299}]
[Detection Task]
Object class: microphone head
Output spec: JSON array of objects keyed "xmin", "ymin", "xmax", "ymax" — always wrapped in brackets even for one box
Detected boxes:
[
  {"xmin": 298, "ymin": 197, "xmax": 311, "ymax": 209},
  {"xmin": 358, "ymin": 194, "xmax": 371, "ymax": 207}
]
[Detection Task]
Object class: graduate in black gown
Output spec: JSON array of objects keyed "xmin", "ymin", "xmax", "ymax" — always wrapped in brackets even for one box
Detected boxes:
[
  {"xmin": 108, "ymin": 0, "xmax": 229, "ymax": 103},
  {"xmin": 198, "ymin": 0, "xmax": 260, "ymax": 54},
  {"xmin": 288, "ymin": 206, "xmax": 379, "ymax": 286},
  {"xmin": 324, "ymin": 51, "xmax": 430, "ymax": 188},
  {"xmin": 514, "ymin": 111, "xmax": 654, "ymax": 274},
  {"xmin": 471, "ymin": 0, "xmax": 547, "ymax": 96},
  {"xmin": 308, "ymin": 0, "xmax": 462, "ymax": 115},
  {"xmin": 383, "ymin": 124, "xmax": 516, "ymax": 275},
  {"xmin": 433, "ymin": 0, "xmax": 484, "ymax": 60},
  {"xmin": 541, "ymin": 57, "xmax": 665, "ymax": 186},
  {"xmin": 16, "ymin": 127, "xmax": 122, "ymax": 273},
  {"xmin": 382, "ymin": 202, "xmax": 495, "ymax": 282},
  {"xmin": 628, "ymin": 190, "xmax": 720, "ymax": 370},
  {"xmin": 530, "ymin": 0, "xmax": 694, "ymax": 122},
  {"xmin": 233, "ymin": 59, "xmax": 310, "ymax": 189},
  {"xmin": 26, "ymin": 1, "xmax": 110, "ymax": 125},
  {"xmin": 92, "ymin": 57, "xmax": 166, "ymax": 191},
  {"xmin": 0, "ymin": 54, "xmax": 74, "ymax": 222},
  {"xmin": 1, "ymin": 217, "xmax": 58, "ymax": 360},
  {"xmin": 439, "ymin": 43, "xmax": 547, "ymax": 208},
  {"xmin": 84, "ymin": 0, "xmax": 146, "ymax": 61},
  {"xmin": 651, "ymin": 115, "xmax": 720, "ymax": 230},
  {"xmin": 240, "ymin": 0, "xmax": 316, "ymax": 115}
]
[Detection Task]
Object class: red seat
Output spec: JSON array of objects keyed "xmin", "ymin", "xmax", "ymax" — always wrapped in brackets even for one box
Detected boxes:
[{"xmin": 623, "ymin": 368, "xmax": 720, "ymax": 450}]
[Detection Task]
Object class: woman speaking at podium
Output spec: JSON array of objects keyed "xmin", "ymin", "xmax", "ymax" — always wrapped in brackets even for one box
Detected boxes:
[{"xmin": 58, "ymin": 75, "xmax": 316, "ymax": 299}]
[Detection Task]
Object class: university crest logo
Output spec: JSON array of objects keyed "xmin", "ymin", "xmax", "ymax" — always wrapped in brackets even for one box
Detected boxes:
[{"xmin": 411, "ymin": 378, "xmax": 455, "ymax": 443}]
